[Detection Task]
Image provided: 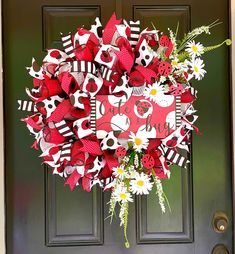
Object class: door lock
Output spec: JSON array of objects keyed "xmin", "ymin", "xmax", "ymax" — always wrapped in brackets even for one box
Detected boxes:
[
  {"xmin": 212, "ymin": 244, "xmax": 229, "ymax": 254},
  {"xmin": 212, "ymin": 211, "xmax": 229, "ymax": 233}
]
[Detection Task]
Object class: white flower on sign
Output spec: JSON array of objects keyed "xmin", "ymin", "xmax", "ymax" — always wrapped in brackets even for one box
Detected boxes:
[{"xmin": 143, "ymin": 82, "xmax": 174, "ymax": 107}]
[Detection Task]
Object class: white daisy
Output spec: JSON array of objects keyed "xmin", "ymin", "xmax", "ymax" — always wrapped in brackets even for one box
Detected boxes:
[
  {"xmin": 159, "ymin": 76, "xmax": 166, "ymax": 83},
  {"xmin": 171, "ymin": 57, "xmax": 180, "ymax": 69},
  {"xmin": 113, "ymin": 187, "xmax": 133, "ymax": 203},
  {"xmin": 143, "ymin": 82, "xmax": 174, "ymax": 107},
  {"xmin": 188, "ymin": 58, "xmax": 207, "ymax": 80},
  {"xmin": 130, "ymin": 172, "xmax": 153, "ymax": 195},
  {"xmin": 112, "ymin": 166, "xmax": 126, "ymax": 179},
  {"xmin": 143, "ymin": 82, "xmax": 164, "ymax": 103},
  {"xmin": 185, "ymin": 40, "xmax": 204, "ymax": 57},
  {"xmin": 128, "ymin": 131, "xmax": 149, "ymax": 152},
  {"xmin": 126, "ymin": 166, "xmax": 138, "ymax": 179}
]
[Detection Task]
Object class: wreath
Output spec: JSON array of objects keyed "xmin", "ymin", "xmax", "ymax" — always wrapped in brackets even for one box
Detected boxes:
[{"xmin": 18, "ymin": 13, "xmax": 231, "ymax": 247}]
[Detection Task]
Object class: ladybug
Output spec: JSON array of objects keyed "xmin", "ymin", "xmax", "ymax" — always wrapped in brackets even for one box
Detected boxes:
[
  {"xmin": 100, "ymin": 50, "xmax": 113, "ymax": 63},
  {"xmin": 136, "ymin": 101, "xmax": 151, "ymax": 116},
  {"xmin": 115, "ymin": 146, "xmax": 126, "ymax": 158},
  {"xmin": 86, "ymin": 78, "xmax": 98, "ymax": 93},
  {"xmin": 166, "ymin": 136, "xmax": 178, "ymax": 147},
  {"xmin": 50, "ymin": 50, "xmax": 62, "ymax": 59},
  {"xmin": 158, "ymin": 61, "xmax": 172, "ymax": 77},
  {"xmin": 159, "ymin": 35, "xmax": 170, "ymax": 47},
  {"xmin": 168, "ymin": 83, "xmax": 184, "ymax": 96},
  {"xmin": 165, "ymin": 41, "xmax": 174, "ymax": 57},
  {"xmin": 142, "ymin": 154, "xmax": 155, "ymax": 169}
]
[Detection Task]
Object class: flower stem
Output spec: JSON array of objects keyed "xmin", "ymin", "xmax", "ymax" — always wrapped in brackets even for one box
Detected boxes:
[
  {"xmin": 204, "ymin": 39, "xmax": 232, "ymax": 52},
  {"xmin": 123, "ymin": 202, "xmax": 130, "ymax": 248}
]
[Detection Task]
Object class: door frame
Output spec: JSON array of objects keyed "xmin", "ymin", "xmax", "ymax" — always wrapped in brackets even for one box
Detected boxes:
[
  {"xmin": 0, "ymin": 1, "xmax": 235, "ymax": 253},
  {"xmin": 0, "ymin": 0, "xmax": 5, "ymax": 252}
]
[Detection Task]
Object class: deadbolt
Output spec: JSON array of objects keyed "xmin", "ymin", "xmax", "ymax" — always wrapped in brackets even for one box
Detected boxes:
[
  {"xmin": 212, "ymin": 244, "xmax": 229, "ymax": 254},
  {"xmin": 212, "ymin": 211, "xmax": 229, "ymax": 233}
]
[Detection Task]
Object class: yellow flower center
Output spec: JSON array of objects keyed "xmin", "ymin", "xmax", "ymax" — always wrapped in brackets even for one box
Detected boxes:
[
  {"xmin": 192, "ymin": 45, "xmax": 198, "ymax": 52},
  {"xmin": 193, "ymin": 65, "xmax": 199, "ymax": 73},
  {"xmin": 171, "ymin": 60, "xmax": 178, "ymax": 66},
  {"xmin": 134, "ymin": 137, "xmax": 142, "ymax": 146},
  {"xmin": 117, "ymin": 168, "xmax": 124, "ymax": 174},
  {"xmin": 119, "ymin": 193, "xmax": 127, "ymax": 200},
  {"xmin": 150, "ymin": 88, "xmax": 157, "ymax": 95},
  {"xmin": 137, "ymin": 180, "xmax": 145, "ymax": 187}
]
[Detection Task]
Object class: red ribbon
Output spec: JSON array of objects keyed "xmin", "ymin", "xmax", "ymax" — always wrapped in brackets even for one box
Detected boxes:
[
  {"xmin": 80, "ymin": 138, "xmax": 103, "ymax": 155},
  {"xmin": 135, "ymin": 65, "xmax": 157, "ymax": 83},
  {"xmin": 115, "ymin": 46, "xmax": 134, "ymax": 73},
  {"xmin": 102, "ymin": 13, "xmax": 122, "ymax": 44},
  {"xmin": 64, "ymin": 170, "xmax": 82, "ymax": 190},
  {"xmin": 60, "ymin": 72, "xmax": 79, "ymax": 95},
  {"xmin": 22, "ymin": 116, "xmax": 42, "ymax": 130}
]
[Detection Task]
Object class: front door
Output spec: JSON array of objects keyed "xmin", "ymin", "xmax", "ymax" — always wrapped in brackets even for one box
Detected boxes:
[{"xmin": 3, "ymin": 0, "xmax": 233, "ymax": 253}]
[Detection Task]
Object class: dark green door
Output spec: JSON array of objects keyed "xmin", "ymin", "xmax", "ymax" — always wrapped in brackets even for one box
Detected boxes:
[{"xmin": 3, "ymin": 0, "xmax": 233, "ymax": 253}]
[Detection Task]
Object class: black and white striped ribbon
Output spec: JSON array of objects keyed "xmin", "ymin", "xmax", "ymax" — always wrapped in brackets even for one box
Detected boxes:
[
  {"xmin": 61, "ymin": 33, "xmax": 75, "ymax": 58},
  {"xmin": 17, "ymin": 100, "xmax": 38, "ymax": 112},
  {"xmin": 71, "ymin": 60, "xmax": 96, "ymax": 74},
  {"xmin": 102, "ymin": 177, "xmax": 114, "ymax": 189},
  {"xmin": 90, "ymin": 98, "xmax": 96, "ymax": 132},
  {"xmin": 159, "ymin": 144, "xmax": 189, "ymax": 169},
  {"xmin": 190, "ymin": 86, "xmax": 198, "ymax": 98},
  {"xmin": 129, "ymin": 21, "xmax": 140, "ymax": 47},
  {"xmin": 55, "ymin": 120, "xmax": 74, "ymax": 137},
  {"xmin": 175, "ymin": 96, "xmax": 182, "ymax": 128},
  {"xmin": 60, "ymin": 143, "xmax": 72, "ymax": 162},
  {"xmin": 100, "ymin": 65, "xmax": 115, "ymax": 82},
  {"xmin": 90, "ymin": 176, "xmax": 114, "ymax": 189}
]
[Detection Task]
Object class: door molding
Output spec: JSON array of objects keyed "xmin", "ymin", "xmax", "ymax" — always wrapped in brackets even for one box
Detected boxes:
[{"xmin": 0, "ymin": 1, "xmax": 234, "ymax": 253}]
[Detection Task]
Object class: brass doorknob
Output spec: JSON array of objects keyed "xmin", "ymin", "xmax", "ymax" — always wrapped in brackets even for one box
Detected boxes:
[
  {"xmin": 212, "ymin": 211, "xmax": 229, "ymax": 233},
  {"xmin": 212, "ymin": 244, "xmax": 229, "ymax": 254}
]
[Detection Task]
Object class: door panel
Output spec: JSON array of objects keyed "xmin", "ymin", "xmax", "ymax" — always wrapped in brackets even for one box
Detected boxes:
[
  {"xmin": 137, "ymin": 167, "xmax": 193, "ymax": 243},
  {"xmin": 3, "ymin": 0, "xmax": 232, "ymax": 253},
  {"xmin": 46, "ymin": 176, "xmax": 103, "ymax": 246}
]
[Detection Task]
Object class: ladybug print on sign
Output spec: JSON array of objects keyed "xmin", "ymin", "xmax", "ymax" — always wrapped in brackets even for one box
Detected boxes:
[{"xmin": 134, "ymin": 100, "xmax": 153, "ymax": 118}]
